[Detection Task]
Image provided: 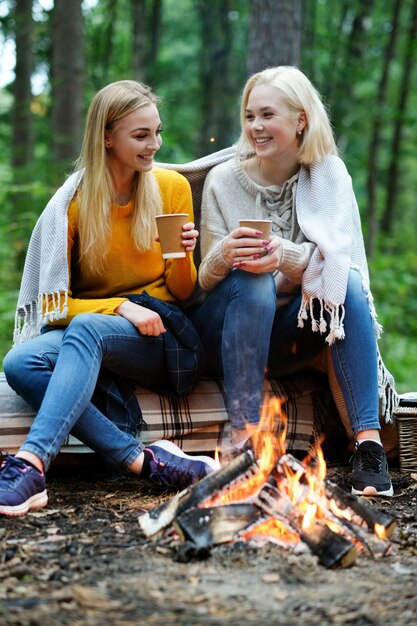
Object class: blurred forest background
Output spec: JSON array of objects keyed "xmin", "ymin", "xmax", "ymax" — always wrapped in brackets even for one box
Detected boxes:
[{"xmin": 0, "ymin": 0, "xmax": 416, "ymax": 392}]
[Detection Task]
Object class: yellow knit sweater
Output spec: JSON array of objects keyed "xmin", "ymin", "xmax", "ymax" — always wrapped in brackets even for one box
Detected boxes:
[{"xmin": 50, "ymin": 168, "xmax": 197, "ymax": 326}]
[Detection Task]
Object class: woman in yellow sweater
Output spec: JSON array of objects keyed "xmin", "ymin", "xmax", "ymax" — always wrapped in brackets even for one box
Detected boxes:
[{"xmin": 0, "ymin": 80, "xmax": 215, "ymax": 517}]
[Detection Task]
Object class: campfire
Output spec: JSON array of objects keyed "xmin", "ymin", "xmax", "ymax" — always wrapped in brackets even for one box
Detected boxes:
[{"xmin": 139, "ymin": 399, "xmax": 397, "ymax": 568}]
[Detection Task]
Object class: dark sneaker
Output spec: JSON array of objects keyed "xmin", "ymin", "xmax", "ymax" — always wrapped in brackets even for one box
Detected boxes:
[
  {"xmin": 0, "ymin": 456, "xmax": 48, "ymax": 517},
  {"xmin": 351, "ymin": 441, "xmax": 393, "ymax": 497},
  {"xmin": 144, "ymin": 440, "xmax": 217, "ymax": 490}
]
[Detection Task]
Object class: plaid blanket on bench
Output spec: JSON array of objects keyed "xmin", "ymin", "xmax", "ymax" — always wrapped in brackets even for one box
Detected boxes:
[{"xmin": 0, "ymin": 372, "xmax": 338, "ymax": 456}]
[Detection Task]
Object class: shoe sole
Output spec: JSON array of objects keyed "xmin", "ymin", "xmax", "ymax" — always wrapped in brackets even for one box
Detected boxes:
[
  {"xmin": 0, "ymin": 490, "xmax": 48, "ymax": 517},
  {"xmin": 351, "ymin": 485, "xmax": 394, "ymax": 497},
  {"xmin": 149, "ymin": 440, "xmax": 217, "ymax": 470}
]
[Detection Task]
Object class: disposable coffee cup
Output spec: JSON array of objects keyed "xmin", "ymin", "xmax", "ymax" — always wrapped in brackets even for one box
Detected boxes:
[
  {"xmin": 156, "ymin": 213, "xmax": 189, "ymax": 259},
  {"xmin": 239, "ymin": 219, "xmax": 272, "ymax": 238}
]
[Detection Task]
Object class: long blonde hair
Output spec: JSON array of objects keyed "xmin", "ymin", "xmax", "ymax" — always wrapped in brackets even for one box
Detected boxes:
[
  {"xmin": 236, "ymin": 66, "xmax": 338, "ymax": 165},
  {"xmin": 74, "ymin": 80, "xmax": 162, "ymax": 274}
]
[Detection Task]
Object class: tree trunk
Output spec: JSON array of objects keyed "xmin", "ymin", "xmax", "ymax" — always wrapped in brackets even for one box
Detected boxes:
[
  {"xmin": 10, "ymin": 0, "xmax": 34, "ymax": 271},
  {"xmin": 329, "ymin": 0, "xmax": 375, "ymax": 137},
  {"xmin": 197, "ymin": 0, "xmax": 238, "ymax": 154},
  {"xmin": 51, "ymin": 0, "xmax": 85, "ymax": 178},
  {"xmin": 131, "ymin": 0, "xmax": 163, "ymax": 85},
  {"xmin": 301, "ymin": 0, "xmax": 317, "ymax": 81},
  {"xmin": 11, "ymin": 0, "xmax": 34, "ymax": 171},
  {"xmin": 365, "ymin": 0, "xmax": 402, "ymax": 256},
  {"xmin": 130, "ymin": 0, "xmax": 147, "ymax": 82},
  {"xmin": 381, "ymin": 0, "xmax": 417, "ymax": 235},
  {"xmin": 146, "ymin": 0, "xmax": 162, "ymax": 83},
  {"xmin": 247, "ymin": 0, "xmax": 303, "ymax": 74},
  {"xmin": 321, "ymin": 0, "xmax": 350, "ymax": 102}
]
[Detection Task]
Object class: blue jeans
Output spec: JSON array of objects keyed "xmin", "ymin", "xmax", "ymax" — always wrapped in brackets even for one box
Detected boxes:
[
  {"xmin": 189, "ymin": 269, "xmax": 379, "ymax": 437},
  {"xmin": 3, "ymin": 314, "xmax": 169, "ymax": 471}
]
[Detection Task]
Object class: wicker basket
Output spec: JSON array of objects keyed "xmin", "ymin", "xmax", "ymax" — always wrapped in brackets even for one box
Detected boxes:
[{"xmin": 394, "ymin": 392, "xmax": 417, "ymax": 472}]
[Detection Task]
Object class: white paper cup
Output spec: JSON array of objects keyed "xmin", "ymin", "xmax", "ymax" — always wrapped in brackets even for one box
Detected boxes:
[{"xmin": 156, "ymin": 213, "xmax": 189, "ymax": 259}]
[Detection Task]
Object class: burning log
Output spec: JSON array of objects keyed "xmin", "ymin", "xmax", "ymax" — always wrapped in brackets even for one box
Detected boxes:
[
  {"xmin": 324, "ymin": 480, "xmax": 397, "ymax": 538},
  {"xmin": 275, "ymin": 454, "xmax": 396, "ymax": 556},
  {"xmin": 277, "ymin": 454, "xmax": 397, "ymax": 538},
  {"xmin": 300, "ymin": 522, "xmax": 358, "ymax": 569},
  {"xmin": 175, "ymin": 503, "xmax": 263, "ymax": 548},
  {"xmin": 139, "ymin": 450, "xmax": 257, "ymax": 537},
  {"xmin": 256, "ymin": 483, "xmax": 357, "ymax": 568}
]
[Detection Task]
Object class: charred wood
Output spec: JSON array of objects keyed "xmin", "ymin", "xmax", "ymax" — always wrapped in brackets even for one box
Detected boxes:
[
  {"xmin": 175, "ymin": 503, "xmax": 263, "ymax": 547},
  {"xmin": 325, "ymin": 480, "xmax": 397, "ymax": 538},
  {"xmin": 300, "ymin": 522, "xmax": 357, "ymax": 569},
  {"xmin": 256, "ymin": 483, "xmax": 357, "ymax": 568}
]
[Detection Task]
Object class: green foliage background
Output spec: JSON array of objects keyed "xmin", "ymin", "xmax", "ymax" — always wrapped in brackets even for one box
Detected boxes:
[{"xmin": 0, "ymin": 0, "xmax": 416, "ymax": 393}]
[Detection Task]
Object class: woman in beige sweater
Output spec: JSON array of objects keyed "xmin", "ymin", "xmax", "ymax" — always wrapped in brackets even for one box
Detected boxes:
[{"xmin": 189, "ymin": 66, "xmax": 397, "ymax": 497}]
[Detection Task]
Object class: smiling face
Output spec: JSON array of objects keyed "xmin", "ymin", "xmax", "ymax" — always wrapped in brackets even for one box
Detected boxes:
[
  {"xmin": 244, "ymin": 84, "xmax": 305, "ymax": 165},
  {"xmin": 105, "ymin": 103, "xmax": 163, "ymax": 178}
]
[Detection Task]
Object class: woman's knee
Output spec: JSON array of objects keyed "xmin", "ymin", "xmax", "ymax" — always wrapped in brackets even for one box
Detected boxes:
[
  {"xmin": 62, "ymin": 314, "xmax": 110, "ymax": 345},
  {"xmin": 3, "ymin": 333, "xmax": 61, "ymax": 387},
  {"xmin": 64, "ymin": 313, "xmax": 97, "ymax": 334},
  {"xmin": 229, "ymin": 270, "xmax": 276, "ymax": 306},
  {"xmin": 345, "ymin": 269, "xmax": 371, "ymax": 314},
  {"xmin": 3, "ymin": 347, "xmax": 22, "ymax": 384}
]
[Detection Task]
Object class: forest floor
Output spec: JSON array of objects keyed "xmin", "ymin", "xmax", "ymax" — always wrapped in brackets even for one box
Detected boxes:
[{"xmin": 0, "ymin": 455, "xmax": 416, "ymax": 626}]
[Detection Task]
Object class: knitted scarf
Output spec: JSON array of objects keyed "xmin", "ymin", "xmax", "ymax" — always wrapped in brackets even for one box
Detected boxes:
[{"xmin": 14, "ymin": 171, "xmax": 83, "ymax": 344}]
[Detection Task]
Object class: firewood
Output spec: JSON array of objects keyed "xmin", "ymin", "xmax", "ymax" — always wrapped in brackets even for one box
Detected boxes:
[
  {"xmin": 300, "ymin": 521, "xmax": 358, "ymax": 568},
  {"xmin": 324, "ymin": 480, "xmax": 397, "ymax": 538},
  {"xmin": 139, "ymin": 450, "xmax": 257, "ymax": 537},
  {"xmin": 278, "ymin": 454, "xmax": 397, "ymax": 538},
  {"xmin": 255, "ymin": 483, "xmax": 357, "ymax": 568},
  {"xmin": 175, "ymin": 503, "xmax": 263, "ymax": 547}
]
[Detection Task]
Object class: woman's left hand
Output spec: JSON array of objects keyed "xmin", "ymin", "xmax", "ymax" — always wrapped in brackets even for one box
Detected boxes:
[
  {"xmin": 181, "ymin": 222, "xmax": 199, "ymax": 253},
  {"xmin": 233, "ymin": 235, "xmax": 283, "ymax": 274}
]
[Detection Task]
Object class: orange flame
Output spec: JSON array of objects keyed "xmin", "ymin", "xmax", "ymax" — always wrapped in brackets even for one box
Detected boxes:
[
  {"xmin": 374, "ymin": 523, "xmax": 388, "ymax": 540},
  {"xmin": 213, "ymin": 447, "xmax": 221, "ymax": 470},
  {"xmin": 241, "ymin": 517, "xmax": 299, "ymax": 543},
  {"xmin": 208, "ymin": 398, "xmax": 286, "ymax": 506},
  {"xmin": 203, "ymin": 396, "xmax": 388, "ymax": 549}
]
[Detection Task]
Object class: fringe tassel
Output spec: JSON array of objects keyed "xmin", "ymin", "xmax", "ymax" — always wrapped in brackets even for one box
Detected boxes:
[
  {"xmin": 297, "ymin": 294, "xmax": 309, "ymax": 329},
  {"xmin": 377, "ymin": 349, "xmax": 400, "ymax": 423},
  {"xmin": 39, "ymin": 290, "xmax": 69, "ymax": 324},
  {"xmin": 297, "ymin": 295, "xmax": 345, "ymax": 345},
  {"xmin": 325, "ymin": 304, "xmax": 346, "ymax": 345},
  {"xmin": 13, "ymin": 291, "xmax": 69, "ymax": 345},
  {"xmin": 362, "ymin": 277, "xmax": 384, "ymax": 340}
]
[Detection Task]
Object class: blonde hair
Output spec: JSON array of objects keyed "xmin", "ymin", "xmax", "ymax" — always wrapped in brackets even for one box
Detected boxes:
[
  {"xmin": 74, "ymin": 80, "xmax": 162, "ymax": 274},
  {"xmin": 236, "ymin": 66, "xmax": 337, "ymax": 165}
]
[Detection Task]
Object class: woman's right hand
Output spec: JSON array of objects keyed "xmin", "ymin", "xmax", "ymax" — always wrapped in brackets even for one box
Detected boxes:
[
  {"xmin": 115, "ymin": 301, "xmax": 166, "ymax": 336},
  {"xmin": 221, "ymin": 227, "xmax": 270, "ymax": 267}
]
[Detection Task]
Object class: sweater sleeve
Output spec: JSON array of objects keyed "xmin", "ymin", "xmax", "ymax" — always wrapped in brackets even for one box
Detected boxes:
[
  {"xmin": 198, "ymin": 171, "xmax": 233, "ymax": 292},
  {"xmin": 277, "ymin": 239, "xmax": 316, "ymax": 285}
]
